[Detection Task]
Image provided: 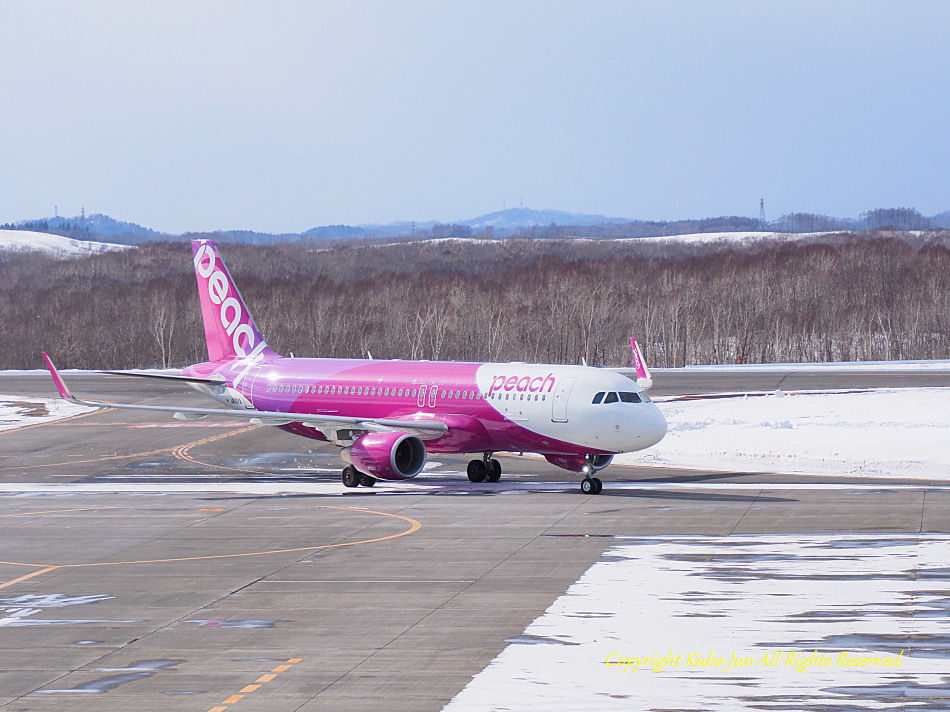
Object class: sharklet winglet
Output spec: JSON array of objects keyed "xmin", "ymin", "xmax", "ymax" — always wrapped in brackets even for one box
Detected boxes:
[{"xmin": 42, "ymin": 353, "xmax": 74, "ymax": 400}]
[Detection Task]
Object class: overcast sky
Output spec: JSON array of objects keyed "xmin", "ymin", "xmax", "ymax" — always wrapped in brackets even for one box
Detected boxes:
[{"xmin": 2, "ymin": 1, "xmax": 948, "ymax": 234}]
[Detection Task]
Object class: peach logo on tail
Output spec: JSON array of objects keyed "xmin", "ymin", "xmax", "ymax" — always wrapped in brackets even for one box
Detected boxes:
[{"xmin": 194, "ymin": 242, "xmax": 265, "ymax": 360}]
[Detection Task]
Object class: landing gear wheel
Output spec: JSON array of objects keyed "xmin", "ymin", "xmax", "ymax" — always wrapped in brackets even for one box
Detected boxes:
[
  {"xmin": 581, "ymin": 477, "xmax": 603, "ymax": 495},
  {"xmin": 342, "ymin": 465, "xmax": 362, "ymax": 488},
  {"xmin": 467, "ymin": 460, "xmax": 487, "ymax": 483},
  {"xmin": 485, "ymin": 458, "xmax": 502, "ymax": 482},
  {"xmin": 360, "ymin": 474, "xmax": 377, "ymax": 487}
]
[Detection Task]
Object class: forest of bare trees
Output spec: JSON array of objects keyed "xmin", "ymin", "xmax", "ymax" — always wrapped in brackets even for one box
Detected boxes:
[{"xmin": 0, "ymin": 231, "xmax": 947, "ymax": 371}]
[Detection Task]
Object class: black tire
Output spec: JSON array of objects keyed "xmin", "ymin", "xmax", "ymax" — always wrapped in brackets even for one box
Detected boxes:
[
  {"xmin": 467, "ymin": 459, "xmax": 487, "ymax": 483},
  {"xmin": 360, "ymin": 474, "xmax": 377, "ymax": 487},
  {"xmin": 580, "ymin": 478, "xmax": 594, "ymax": 494},
  {"xmin": 486, "ymin": 459, "xmax": 502, "ymax": 482},
  {"xmin": 591, "ymin": 477, "xmax": 603, "ymax": 495},
  {"xmin": 342, "ymin": 465, "xmax": 361, "ymax": 488}
]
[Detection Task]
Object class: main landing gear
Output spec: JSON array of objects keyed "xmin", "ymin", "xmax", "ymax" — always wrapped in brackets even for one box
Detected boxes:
[
  {"xmin": 467, "ymin": 453, "xmax": 502, "ymax": 483},
  {"xmin": 342, "ymin": 465, "xmax": 376, "ymax": 488},
  {"xmin": 579, "ymin": 462, "xmax": 603, "ymax": 495}
]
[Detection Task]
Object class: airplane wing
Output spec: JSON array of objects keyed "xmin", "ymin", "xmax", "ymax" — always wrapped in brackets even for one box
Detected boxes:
[{"xmin": 42, "ymin": 353, "xmax": 448, "ymax": 441}]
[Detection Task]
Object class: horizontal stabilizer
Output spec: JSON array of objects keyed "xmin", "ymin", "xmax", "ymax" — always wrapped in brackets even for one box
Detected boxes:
[{"xmin": 101, "ymin": 370, "xmax": 226, "ymax": 386}]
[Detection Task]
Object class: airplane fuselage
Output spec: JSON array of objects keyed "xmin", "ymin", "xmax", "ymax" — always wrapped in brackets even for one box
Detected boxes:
[{"xmin": 183, "ymin": 356, "xmax": 667, "ymax": 459}]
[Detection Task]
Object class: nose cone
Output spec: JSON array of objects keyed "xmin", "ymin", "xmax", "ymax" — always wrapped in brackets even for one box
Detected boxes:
[{"xmin": 634, "ymin": 403, "xmax": 667, "ymax": 451}]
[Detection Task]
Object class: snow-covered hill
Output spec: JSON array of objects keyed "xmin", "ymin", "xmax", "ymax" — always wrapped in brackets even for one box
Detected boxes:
[{"xmin": 0, "ymin": 230, "xmax": 129, "ymax": 257}]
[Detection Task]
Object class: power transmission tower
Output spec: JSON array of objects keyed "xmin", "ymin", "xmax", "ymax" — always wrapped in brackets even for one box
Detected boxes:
[{"xmin": 758, "ymin": 198, "xmax": 766, "ymax": 226}]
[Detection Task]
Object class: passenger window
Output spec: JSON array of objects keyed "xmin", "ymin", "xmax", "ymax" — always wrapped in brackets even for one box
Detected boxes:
[
  {"xmin": 619, "ymin": 392, "xmax": 642, "ymax": 403},
  {"xmin": 592, "ymin": 392, "xmax": 605, "ymax": 404},
  {"xmin": 604, "ymin": 392, "xmax": 619, "ymax": 404}
]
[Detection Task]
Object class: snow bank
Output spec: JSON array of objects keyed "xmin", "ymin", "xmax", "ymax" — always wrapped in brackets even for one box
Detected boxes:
[
  {"xmin": 0, "ymin": 229, "xmax": 129, "ymax": 257},
  {"xmin": 619, "ymin": 388, "xmax": 950, "ymax": 479}
]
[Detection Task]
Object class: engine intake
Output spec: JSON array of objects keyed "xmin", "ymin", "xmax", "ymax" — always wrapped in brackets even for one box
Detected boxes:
[{"xmin": 342, "ymin": 432, "xmax": 427, "ymax": 480}]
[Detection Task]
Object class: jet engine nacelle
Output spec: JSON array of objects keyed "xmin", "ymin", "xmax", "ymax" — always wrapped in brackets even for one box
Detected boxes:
[
  {"xmin": 342, "ymin": 432, "xmax": 427, "ymax": 480},
  {"xmin": 543, "ymin": 453, "xmax": 614, "ymax": 473}
]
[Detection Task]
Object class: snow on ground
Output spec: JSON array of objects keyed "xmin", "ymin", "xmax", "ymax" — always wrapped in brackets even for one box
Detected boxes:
[
  {"xmin": 0, "ymin": 397, "xmax": 95, "ymax": 433},
  {"xmin": 617, "ymin": 387, "xmax": 950, "ymax": 480},
  {"xmin": 444, "ymin": 534, "xmax": 950, "ymax": 711},
  {"xmin": 635, "ymin": 230, "xmax": 810, "ymax": 244},
  {"xmin": 662, "ymin": 360, "xmax": 950, "ymax": 371},
  {"xmin": 0, "ymin": 229, "xmax": 129, "ymax": 257}
]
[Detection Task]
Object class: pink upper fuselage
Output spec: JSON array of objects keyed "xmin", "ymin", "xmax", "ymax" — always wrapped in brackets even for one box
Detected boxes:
[{"xmin": 182, "ymin": 355, "xmax": 606, "ymax": 456}]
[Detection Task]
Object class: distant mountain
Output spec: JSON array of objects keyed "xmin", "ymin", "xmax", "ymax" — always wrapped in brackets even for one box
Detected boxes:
[
  {"xmin": 6, "ymin": 206, "xmax": 950, "ymax": 246},
  {"xmin": 0, "ymin": 213, "xmax": 165, "ymax": 245},
  {"xmin": 931, "ymin": 210, "xmax": 950, "ymax": 229},
  {"xmin": 302, "ymin": 224, "xmax": 370, "ymax": 239},
  {"xmin": 460, "ymin": 207, "xmax": 630, "ymax": 233},
  {"xmin": 23, "ymin": 213, "xmax": 163, "ymax": 238}
]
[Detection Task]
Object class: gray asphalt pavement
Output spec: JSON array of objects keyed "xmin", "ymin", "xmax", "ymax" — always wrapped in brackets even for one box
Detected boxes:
[{"xmin": 0, "ymin": 369, "xmax": 947, "ymax": 711}]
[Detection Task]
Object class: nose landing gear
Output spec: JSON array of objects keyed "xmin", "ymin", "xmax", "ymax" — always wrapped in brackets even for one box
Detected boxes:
[
  {"xmin": 579, "ymin": 461, "xmax": 603, "ymax": 495},
  {"xmin": 580, "ymin": 476, "xmax": 603, "ymax": 494}
]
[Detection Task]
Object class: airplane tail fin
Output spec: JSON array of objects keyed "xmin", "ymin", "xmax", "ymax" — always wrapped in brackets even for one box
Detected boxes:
[
  {"xmin": 630, "ymin": 338, "xmax": 653, "ymax": 390},
  {"xmin": 191, "ymin": 240, "xmax": 278, "ymax": 363}
]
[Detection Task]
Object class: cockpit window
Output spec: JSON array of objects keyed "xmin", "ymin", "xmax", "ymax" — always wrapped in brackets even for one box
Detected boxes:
[
  {"xmin": 619, "ymin": 392, "xmax": 642, "ymax": 403},
  {"xmin": 603, "ymin": 392, "xmax": 619, "ymax": 404},
  {"xmin": 592, "ymin": 392, "xmax": 605, "ymax": 404}
]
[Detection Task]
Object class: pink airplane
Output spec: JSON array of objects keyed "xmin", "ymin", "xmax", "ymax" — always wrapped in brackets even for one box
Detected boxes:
[{"xmin": 44, "ymin": 240, "xmax": 666, "ymax": 494}]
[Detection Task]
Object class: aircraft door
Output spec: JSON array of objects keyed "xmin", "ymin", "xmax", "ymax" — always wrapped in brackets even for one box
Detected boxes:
[
  {"xmin": 428, "ymin": 383, "xmax": 438, "ymax": 408},
  {"xmin": 551, "ymin": 377, "xmax": 576, "ymax": 422},
  {"xmin": 417, "ymin": 385, "xmax": 427, "ymax": 408}
]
